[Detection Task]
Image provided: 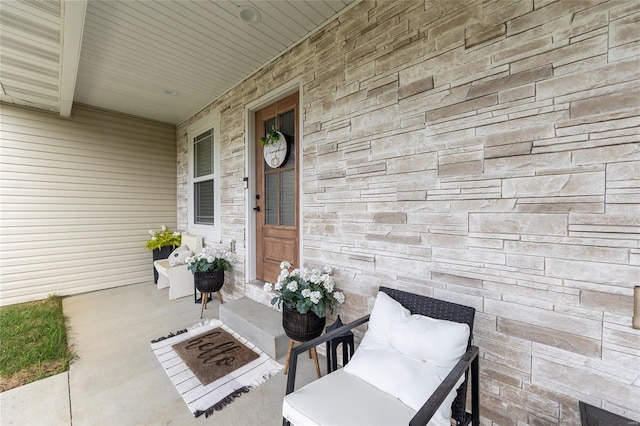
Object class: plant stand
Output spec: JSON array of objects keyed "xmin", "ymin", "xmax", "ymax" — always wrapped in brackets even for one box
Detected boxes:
[
  {"xmin": 281, "ymin": 305, "xmax": 325, "ymax": 379},
  {"xmin": 194, "ymin": 285, "xmax": 211, "ymax": 304},
  {"xmin": 194, "ymin": 270, "xmax": 225, "ymax": 318},
  {"xmin": 284, "ymin": 339, "xmax": 321, "ymax": 379},
  {"xmin": 199, "ymin": 290, "xmax": 224, "ymax": 319}
]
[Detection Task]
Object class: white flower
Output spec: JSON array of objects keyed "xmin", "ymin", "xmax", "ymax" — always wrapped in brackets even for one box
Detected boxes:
[
  {"xmin": 333, "ymin": 291, "xmax": 345, "ymax": 304},
  {"xmin": 151, "ymin": 236, "xmax": 157, "ymax": 241},
  {"xmin": 207, "ymin": 256, "xmax": 214, "ymax": 263},
  {"xmin": 173, "ymin": 231, "xmax": 180, "ymax": 236},
  {"xmin": 286, "ymin": 281, "xmax": 298, "ymax": 292},
  {"xmin": 301, "ymin": 288, "xmax": 311, "ymax": 298},
  {"xmin": 309, "ymin": 291, "xmax": 322, "ymax": 304},
  {"xmin": 322, "ymin": 276, "xmax": 335, "ymax": 292},
  {"xmin": 310, "ymin": 270, "xmax": 321, "ymax": 283},
  {"xmin": 280, "ymin": 261, "xmax": 291, "ymax": 270},
  {"xmin": 161, "ymin": 225, "xmax": 167, "ymax": 231},
  {"xmin": 277, "ymin": 270, "xmax": 289, "ymax": 286},
  {"xmin": 184, "ymin": 256, "xmax": 191, "ymax": 264},
  {"xmin": 300, "ymin": 268, "xmax": 310, "ymax": 281},
  {"xmin": 274, "ymin": 282, "xmax": 282, "ymax": 291},
  {"xmin": 323, "ymin": 266, "xmax": 332, "ymax": 275},
  {"xmin": 263, "ymin": 282, "xmax": 273, "ymax": 292},
  {"xmin": 148, "ymin": 230, "xmax": 154, "ymax": 236}
]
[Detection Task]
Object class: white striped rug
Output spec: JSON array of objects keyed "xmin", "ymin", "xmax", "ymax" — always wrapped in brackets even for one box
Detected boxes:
[{"xmin": 151, "ymin": 319, "xmax": 284, "ymax": 418}]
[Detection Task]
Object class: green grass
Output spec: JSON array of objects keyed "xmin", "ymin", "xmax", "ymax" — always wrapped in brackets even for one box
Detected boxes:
[{"xmin": 0, "ymin": 295, "xmax": 76, "ymax": 391}]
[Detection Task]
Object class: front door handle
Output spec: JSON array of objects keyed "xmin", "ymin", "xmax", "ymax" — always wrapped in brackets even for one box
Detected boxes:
[{"xmin": 253, "ymin": 206, "xmax": 261, "ymax": 212}]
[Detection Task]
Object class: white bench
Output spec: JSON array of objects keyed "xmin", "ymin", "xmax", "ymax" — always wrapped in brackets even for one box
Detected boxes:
[{"xmin": 153, "ymin": 233, "xmax": 202, "ymax": 300}]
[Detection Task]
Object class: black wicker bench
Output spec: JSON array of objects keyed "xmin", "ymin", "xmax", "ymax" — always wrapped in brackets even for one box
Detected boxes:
[{"xmin": 283, "ymin": 286, "xmax": 479, "ymax": 426}]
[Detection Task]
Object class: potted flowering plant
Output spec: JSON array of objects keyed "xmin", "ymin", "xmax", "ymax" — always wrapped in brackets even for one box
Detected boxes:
[
  {"xmin": 145, "ymin": 225, "xmax": 181, "ymax": 283},
  {"xmin": 186, "ymin": 248, "xmax": 232, "ymax": 294},
  {"xmin": 186, "ymin": 248, "xmax": 232, "ymax": 273},
  {"xmin": 264, "ymin": 262, "xmax": 345, "ymax": 341},
  {"xmin": 144, "ymin": 225, "xmax": 181, "ymax": 251}
]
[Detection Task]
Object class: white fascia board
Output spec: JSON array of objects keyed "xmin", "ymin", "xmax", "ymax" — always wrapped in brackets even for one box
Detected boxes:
[{"xmin": 59, "ymin": 0, "xmax": 87, "ymax": 118}]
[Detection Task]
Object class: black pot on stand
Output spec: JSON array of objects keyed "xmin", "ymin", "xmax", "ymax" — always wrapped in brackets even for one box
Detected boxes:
[
  {"xmin": 194, "ymin": 270, "xmax": 224, "ymax": 318},
  {"xmin": 282, "ymin": 304, "xmax": 326, "ymax": 341},
  {"xmin": 282, "ymin": 304, "xmax": 326, "ymax": 379}
]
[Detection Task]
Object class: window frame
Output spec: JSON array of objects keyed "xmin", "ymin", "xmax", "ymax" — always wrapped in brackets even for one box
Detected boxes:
[{"xmin": 187, "ymin": 108, "xmax": 221, "ymax": 242}]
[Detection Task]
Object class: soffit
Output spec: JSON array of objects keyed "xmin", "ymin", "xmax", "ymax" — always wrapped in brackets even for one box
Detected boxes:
[{"xmin": 0, "ymin": 0, "xmax": 355, "ymax": 125}]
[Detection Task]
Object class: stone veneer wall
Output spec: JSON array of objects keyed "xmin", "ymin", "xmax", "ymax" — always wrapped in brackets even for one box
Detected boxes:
[{"xmin": 177, "ymin": 0, "xmax": 640, "ymax": 423}]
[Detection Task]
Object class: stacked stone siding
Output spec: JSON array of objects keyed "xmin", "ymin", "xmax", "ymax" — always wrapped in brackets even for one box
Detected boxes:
[{"xmin": 177, "ymin": 0, "xmax": 640, "ymax": 423}]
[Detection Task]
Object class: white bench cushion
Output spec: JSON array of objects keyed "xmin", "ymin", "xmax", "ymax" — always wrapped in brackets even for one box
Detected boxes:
[{"xmin": 283, "ymin": 369, "xmax": 416, "ymax": 426}]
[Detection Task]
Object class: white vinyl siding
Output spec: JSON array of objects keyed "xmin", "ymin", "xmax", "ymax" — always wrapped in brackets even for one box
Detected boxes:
[{"xmin": 0, "ymin": 103, "xmax": 176, "ymax": 306}]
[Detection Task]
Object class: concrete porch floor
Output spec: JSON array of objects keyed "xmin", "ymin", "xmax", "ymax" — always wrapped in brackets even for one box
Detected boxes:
[{"xmin": 0, "ymin": 282, "xmax": 322, "ymax": 425}]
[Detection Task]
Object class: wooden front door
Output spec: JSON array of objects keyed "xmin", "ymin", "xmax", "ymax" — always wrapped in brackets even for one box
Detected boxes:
[{"xmin": 255, "ymin": 92, "xmax": 299, "ymax": 283}]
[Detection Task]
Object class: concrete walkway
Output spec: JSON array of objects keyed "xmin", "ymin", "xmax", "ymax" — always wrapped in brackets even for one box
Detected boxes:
[{"xmin": 1, "ymin": 282, "xmax": 322, "ymax": 425}]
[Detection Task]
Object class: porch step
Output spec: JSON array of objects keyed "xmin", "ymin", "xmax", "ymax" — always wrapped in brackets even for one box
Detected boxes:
[{"xmin": 219, "ymin": 297, "xmax": 288, "ymax": 360}]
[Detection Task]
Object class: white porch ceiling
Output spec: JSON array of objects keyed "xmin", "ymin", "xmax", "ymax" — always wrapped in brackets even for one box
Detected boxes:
[{"xmin": 0, "ymin": 0, "xmax": 355, "ymax": 124}]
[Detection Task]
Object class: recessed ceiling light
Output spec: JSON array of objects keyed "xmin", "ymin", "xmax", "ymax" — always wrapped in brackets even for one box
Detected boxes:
[
  {"xmin": 162, "ymin": 89, "xmax": 178, "ymax": 96},
  {"xmin": 238, "ymin": 5, "xmax": 261, "ymax": 23}
]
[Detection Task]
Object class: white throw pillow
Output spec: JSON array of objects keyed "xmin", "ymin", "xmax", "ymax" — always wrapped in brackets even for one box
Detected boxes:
[
  {"xmin": 343, "ymin": 291, "xmax": 470, "ymax": 426},
  {"xmin": 168, "ymin": 246, "xmax": 192, "ymax": 266},
  {"xmin": 390, "ymin": 310, "xmax": 469, "ymax": 369},
  {"xmin": 366, "ymin": 290, "xmax": 411, "ymax": 344}
]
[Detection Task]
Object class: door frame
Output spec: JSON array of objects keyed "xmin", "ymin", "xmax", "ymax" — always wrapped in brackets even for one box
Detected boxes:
[{"xmin": 244, "ymin": 78, "xmax": 303, "ymax": 283}]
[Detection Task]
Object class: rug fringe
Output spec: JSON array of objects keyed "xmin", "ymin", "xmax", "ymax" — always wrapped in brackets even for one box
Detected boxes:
[
  {"xmin": 150, "ymin": 328, "xmax": 188, "ymax": 343},
  {"xmin": 249, "ymin": 369, "xmax": 282, "ymax": 388},
  {"xmin": 193, "ymin": 386, "xmax": 251, "ymax": 418}
]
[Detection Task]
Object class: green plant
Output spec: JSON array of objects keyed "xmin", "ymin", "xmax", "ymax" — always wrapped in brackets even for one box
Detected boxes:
[
  {"xmin": 0, "ymin": 295, "xmax": 76, "ymax": 391},
  {"xmin": 144, "ymin": 225, "xmax": 181, "ymax": 251},
  {"xmin": 186, "ymin": 248, "xmax": 232, "ymax": 273},
  {"xmin": 260, "ymin": 129, "xmax": 280, "ymax": 147},
  {"xmin": 264, "ymin": 262, "xmax": 345, "ymax": 318}
]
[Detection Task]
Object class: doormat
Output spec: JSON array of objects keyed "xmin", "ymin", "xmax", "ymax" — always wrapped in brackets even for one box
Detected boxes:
[
  {"xmin": 151, "ymin": 319, "xmax": 283, "ymax": 418},
  {"xmin": 172, "ymin": 327, "xmax": 259, "ymax": 386}
]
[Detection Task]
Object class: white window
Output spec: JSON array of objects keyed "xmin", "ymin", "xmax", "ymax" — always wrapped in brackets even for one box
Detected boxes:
[{"xmin": 187, "ymin": 109, "xmax": 221, "ymax": 242}]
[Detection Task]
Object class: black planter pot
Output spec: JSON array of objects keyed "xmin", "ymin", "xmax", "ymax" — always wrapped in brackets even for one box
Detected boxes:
[
  {"xmin": 152, "ymin": 246, "xmax": 173, "ymax": 283},
  {"xmin": 282, "ymin": 304, "xmax": 326, "ymax": 341},
  {"xmin": 194, "ymin": 270, "xmax": 225, "ymax": 293}
]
